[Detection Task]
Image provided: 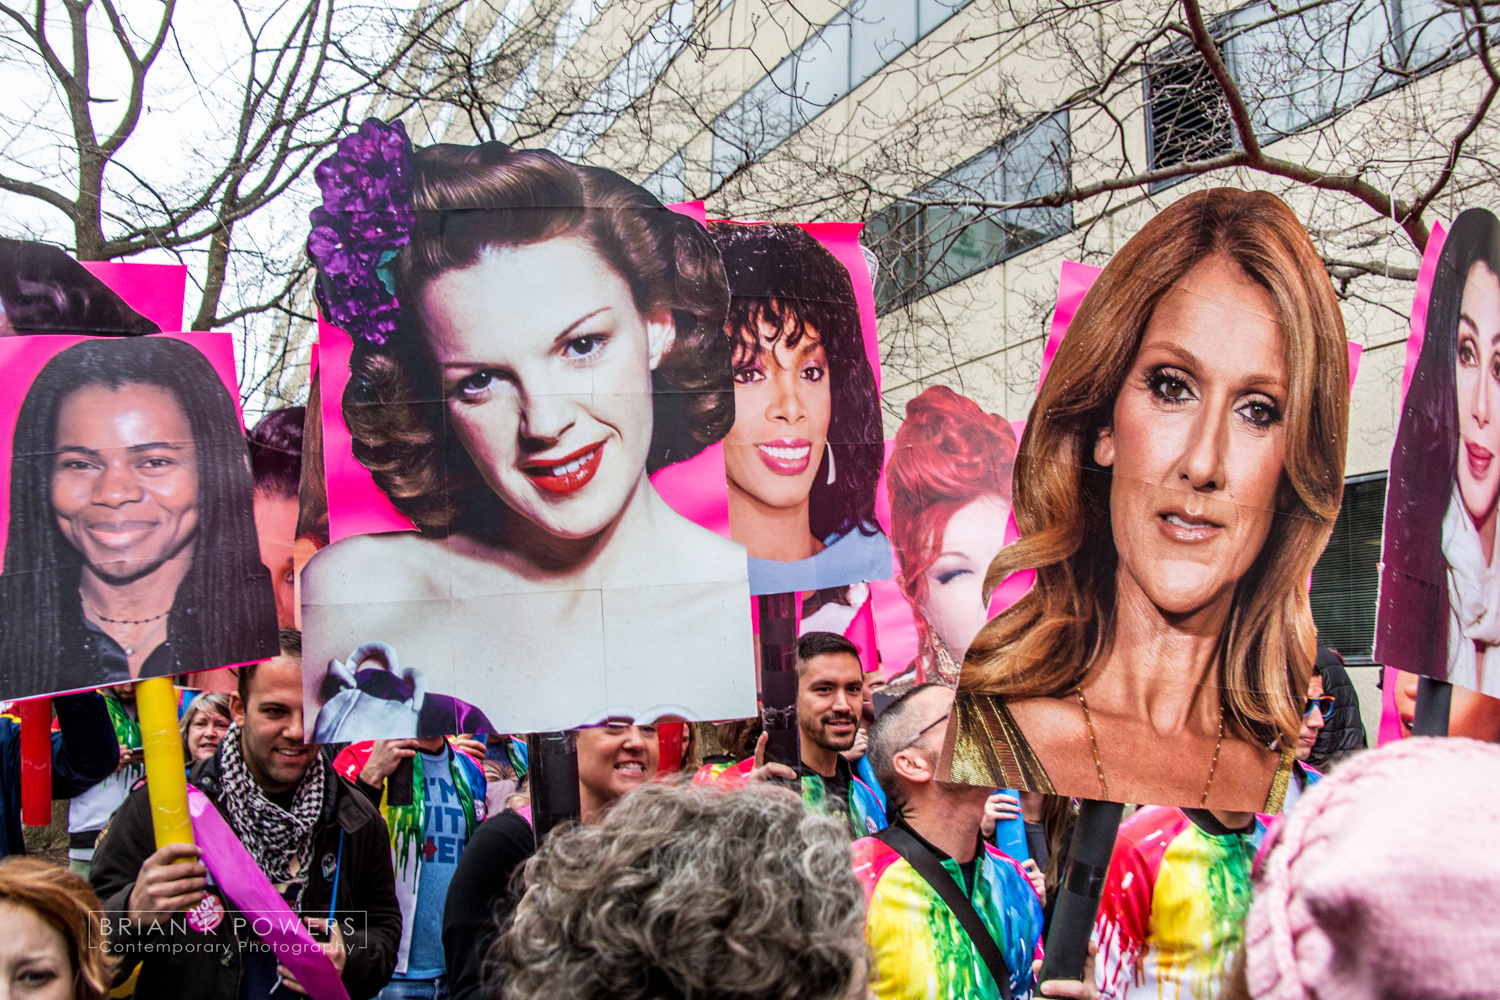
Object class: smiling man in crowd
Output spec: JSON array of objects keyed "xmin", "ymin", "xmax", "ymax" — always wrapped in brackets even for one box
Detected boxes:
[
  {"xmin": 91, "ymin": 629, "xmax": 401, "ymax": 999},
  {"xmin": 697, "ymin": 631, "xmax": 886, "ymax": 837}
]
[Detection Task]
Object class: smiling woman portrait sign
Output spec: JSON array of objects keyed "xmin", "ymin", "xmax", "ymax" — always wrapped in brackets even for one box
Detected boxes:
[
  {"xmin": 0, "ymin": 334, "xmax": 279, "ymax": 700},
  {"xmin": 300, "ymin": 122, "xmax": 755, "ymax": 740},
  {"xmin": 1377, "ymin": 208, "xmax": 1500, "ymax": 698},
  {"xmin": 941, "ymin": 188, "xmax": 1349, "ymax": 813}
]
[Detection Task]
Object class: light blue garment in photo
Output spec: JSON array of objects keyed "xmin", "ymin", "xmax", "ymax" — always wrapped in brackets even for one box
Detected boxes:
[{"xmin": 747, "ymin": 527, "xmax": 894, "ymax": 595}]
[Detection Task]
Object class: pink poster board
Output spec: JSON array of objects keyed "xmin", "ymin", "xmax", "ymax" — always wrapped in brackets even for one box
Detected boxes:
[
  {"xmin": 79, "ymin": 262, "xmax": 188, "ymax": 334},
  {"xmin": 0, "ymin": 332, "xmax": 245, "ymax": 562},
  {"xmin": 318, "ymin": 200, "xmax": 728, "ymax": 541}
]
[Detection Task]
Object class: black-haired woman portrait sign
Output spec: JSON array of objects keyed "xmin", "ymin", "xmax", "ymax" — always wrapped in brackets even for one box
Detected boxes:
[
  {"xmin": 0, "ymin": 335, "xmax": 279, "ymax": 700},
  {"xmin": 941, "ymin": 189, "xmax": 1349, "ymax": 812},
  {"xmin": 301, "ymin": 121, "xmax": 754, "ymax": 740},
  {"xmin": 707, "ymin": 222, "xmax": 892, "ymax": 597},
  {"xmin": 1377, "ymin": 208, "xmax": 1500, "ymax": 698}
]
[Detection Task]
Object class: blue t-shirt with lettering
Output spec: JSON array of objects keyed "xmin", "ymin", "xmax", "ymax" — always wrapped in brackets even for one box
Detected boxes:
[{"xmin": 397, "ymin": 746, "xmax": 471, "ymax": 979}]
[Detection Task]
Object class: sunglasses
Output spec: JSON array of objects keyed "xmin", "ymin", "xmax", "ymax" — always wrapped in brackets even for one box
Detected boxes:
[
  {"xmin": 898, "ymin": 710, "xmax": 951, "ymax": 752},
  {"xmin": 1303, "ymin": 695, "xmax": 1335, "ymax": 718}
]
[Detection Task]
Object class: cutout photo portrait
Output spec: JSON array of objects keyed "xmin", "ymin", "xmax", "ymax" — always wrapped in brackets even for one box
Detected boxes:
[
  {"xmin": 0, "ymin": 334, "xmax": 279, "ymax": 700},
  {"xmin": 885, "ymin": 386, "xmax": 1018, "ymax": 690},
  {"xmin": 708, "ymin": 222, "xmax": 892, "ymax": 596},
  {"xmin": 302, "ymin": 122, "xmax": 755, "ymax": 740},
  {"xmin": 1378, "ymin": 208, "xmax": 1500, "ymax": 697},
  {"xmin": 942, "ymin": 188, "xmax": 1349, "ymax": 812}
]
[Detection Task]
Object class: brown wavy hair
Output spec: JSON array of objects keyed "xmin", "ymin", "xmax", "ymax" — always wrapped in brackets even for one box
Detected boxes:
[
  {"xmin": 343, "ymin": 143, "xmax": 732, "ymax": 532},
  {"xmin": 493, "ymin": 782, "xmax": 865, "ymax": 1000},
  {"xmin": 0, "ymin": 857, "xmax": 118, "ymax": 1000},
  {"xmin": 962, "ymin": 187, "xmax": 1348, "ymax": 749}
]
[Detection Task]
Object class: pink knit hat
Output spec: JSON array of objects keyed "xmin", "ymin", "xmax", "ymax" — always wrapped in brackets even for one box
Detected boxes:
[{"xmin": 1243, "ymin": 737, "xmax": 1500, "ymax": 1000}]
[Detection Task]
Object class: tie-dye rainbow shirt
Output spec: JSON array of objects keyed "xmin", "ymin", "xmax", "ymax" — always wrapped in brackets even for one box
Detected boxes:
[
  {"xmin": 853, "ymin": 831, "xmax": 1044, "ymax": 999},
  {"xmin": 1093, "ymin": 807, "xmax": 1255, "ymax": 1000}
]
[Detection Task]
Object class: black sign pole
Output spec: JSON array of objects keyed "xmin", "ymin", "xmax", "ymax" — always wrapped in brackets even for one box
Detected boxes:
[
  {"xmin": 526, "ymin": 730, "xmax": 581, "ymax": 844},
  {"xmin": 758, "ymin": 592, "xmax": 800, "ymax": 771},
  {"xmin": 1037, "ymin": 799, "xmax": 1123, "ymax": 985},
  {"xmin": 1411, "ymin": 676, "xmax": 1452, "ymax": 737}
]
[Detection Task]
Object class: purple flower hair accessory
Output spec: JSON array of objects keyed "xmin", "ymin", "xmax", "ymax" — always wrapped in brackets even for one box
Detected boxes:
[{"xmin": 306, "ymin": 118, "xmax": 415, "ymax": 346}]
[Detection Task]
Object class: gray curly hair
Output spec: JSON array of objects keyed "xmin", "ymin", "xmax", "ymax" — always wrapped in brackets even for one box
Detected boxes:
[{"xmin": 493, "ymin": 782, "xmax": 867, "ymax": 1000}]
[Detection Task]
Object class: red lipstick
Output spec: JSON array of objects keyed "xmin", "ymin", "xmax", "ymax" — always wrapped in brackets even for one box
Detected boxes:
[
  {"xmin": 755, "ymin": 438, "xmax": 813, "ymax": 476},
  {"xmin": 522, "ymin": 442, "xmax": 604, "ymax": 495}
]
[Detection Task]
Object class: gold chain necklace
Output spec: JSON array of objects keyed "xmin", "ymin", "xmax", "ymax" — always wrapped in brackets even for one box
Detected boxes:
[{"xmin": 1077, "ymin": 690, "xmax": 1224, "ymax": 806}]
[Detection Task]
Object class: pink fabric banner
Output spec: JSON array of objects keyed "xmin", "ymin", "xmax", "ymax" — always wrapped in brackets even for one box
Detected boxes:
[
  {"xmin": 1401, "ymin": 221, "xmax": 1450, "ymax": 400},
  {"xmin": 187, "ymin": 787, "xmax": 351, "ymax": 1000}
]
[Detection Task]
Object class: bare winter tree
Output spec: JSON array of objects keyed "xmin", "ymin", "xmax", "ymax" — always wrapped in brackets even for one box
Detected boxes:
[
  {"xmin": 0, "ymin": 0, "xmax": 553, "ymax": 413},
  {"xmin": 487, "ymin": 0, "xmax": 1493, "ymax": 408}
]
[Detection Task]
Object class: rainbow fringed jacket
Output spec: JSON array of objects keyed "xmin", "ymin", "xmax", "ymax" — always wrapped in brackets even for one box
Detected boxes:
[
  {"xmin": 1093, "ymin": 806, "xmax": 1256, "ymax": 1000},
  {"xmin": 852, "ymin": 827, "xmax": 1044, "ymax": 999}
]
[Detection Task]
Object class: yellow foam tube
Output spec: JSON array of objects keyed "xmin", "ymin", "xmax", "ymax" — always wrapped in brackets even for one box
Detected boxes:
[{"xmin": 135, "ymin": 676, "xmax": 195, "ymax": 850}]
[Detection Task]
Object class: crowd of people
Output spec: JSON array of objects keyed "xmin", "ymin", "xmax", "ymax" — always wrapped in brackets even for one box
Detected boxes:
[{"xmin": 6, "ymin": 622, "xmax": 1498, "ymax": 1000}]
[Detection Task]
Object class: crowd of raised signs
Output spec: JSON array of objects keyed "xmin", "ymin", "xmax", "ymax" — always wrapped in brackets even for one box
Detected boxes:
[{"xmin": 3, "ymin": 131, "xmax": 1500, "ymax": 1000}]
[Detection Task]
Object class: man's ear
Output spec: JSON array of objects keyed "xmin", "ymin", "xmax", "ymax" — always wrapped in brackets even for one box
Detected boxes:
[
  {"xmin": 645, "ymin": 310, "xmax": 677, "ymax": 370},
  {"xmin": 1094, "ymin": 424, "xmax": 1116, "ymax": 468},
  {"xmin": 229, "ymin": 692, "xmax": 247, "ymax": 728},
  {"xmin": 892, "ymin": 746, "xmax": 937, "ymax": 786}
]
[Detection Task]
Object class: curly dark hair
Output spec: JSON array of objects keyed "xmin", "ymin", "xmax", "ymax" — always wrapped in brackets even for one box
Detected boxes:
[
  {"xmin": 707, "ymin": 222, "xmax": 883, "ymax": 542},
  {"xmin": 494, "ymin": 782, "xmax": 866, "ymax": 1000},
  {"xmin": 339, "ymin": 142, "xmax": 733, "ymax": 533},
  {"xmin": 247, "ymin": 405, "xmax": 304, "ymax": 499},
  {"xmin": 0, "ymin": 238, "xmax": 160, "ymax": 337}
]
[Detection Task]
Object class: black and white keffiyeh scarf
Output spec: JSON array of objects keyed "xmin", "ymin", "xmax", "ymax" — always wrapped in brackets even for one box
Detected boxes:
[{"xmin": 216, "ymin": 723, "xmax": 327, "ymax": 883}]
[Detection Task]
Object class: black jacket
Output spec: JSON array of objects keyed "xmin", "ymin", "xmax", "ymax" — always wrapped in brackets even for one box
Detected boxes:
[
  {"xmin": 1309, "ymin": 647, "xmax": 1367, "ymax": 770},
  {"xmin": 442, "ymin": 809, "xmax": 536, "ymax": 1000},
  {"xmin": 0, "ymin": 691, "xmax": 119, "ymax": 856},
  {"xmin": 90, "ymin": 752, "xmax": 401, "ymax": 1000}
]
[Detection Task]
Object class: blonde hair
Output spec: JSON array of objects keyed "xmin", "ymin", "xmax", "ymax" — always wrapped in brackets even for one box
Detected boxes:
[
  {"xmin": 179, "ymin": 691, "xmax": 232, "ymax": 758},
  {"xmin": 963, "ymin": 187, "xmax": 1348, "ymax": 748},
  {"xmin": 0, "ymin": 857, "xmax": 118, "ymax": 1000}
]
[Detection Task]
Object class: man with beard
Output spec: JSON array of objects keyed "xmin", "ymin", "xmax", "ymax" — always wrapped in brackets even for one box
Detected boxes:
[
  {"xmin": 91, "ymin": 630, "xmax": 401, "ymax": 999},
  {"xmin": 695, "ymin": 631, "xmax": 885, "ymax": 836}
]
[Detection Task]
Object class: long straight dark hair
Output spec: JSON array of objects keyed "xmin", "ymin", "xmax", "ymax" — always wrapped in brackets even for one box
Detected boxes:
[
  {"xmin": 1377, "ymin": 208, "xmax": 1500, "ymax": 677},
  {"xmin": 0, "ymin": 337, "xmax": 277, "ymax": 696}
]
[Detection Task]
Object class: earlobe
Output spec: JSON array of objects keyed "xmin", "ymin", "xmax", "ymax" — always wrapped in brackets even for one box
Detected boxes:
[
  {"xmin": 1094, "ymin": 426, "xmax": 1116, "ymax": 468},
  {"xmin": 646, "ymin": 311, "xmax": 677, "ymax": 370}
]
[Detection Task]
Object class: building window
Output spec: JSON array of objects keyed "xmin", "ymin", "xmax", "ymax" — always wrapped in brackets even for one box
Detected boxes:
[
  {"xmin": 1143, "ymin": 38, "xmax": 1235, "ymax": 191},
  {"xmin": 1310, "ymin": 473, "xmax": 1388, "ymax": 664},
  {"xmin": 644, "ymin": 147, "xmax": 688, "ymax": 201},
  {"xmin": 549, "ymin": 0, "xmax": 693, "ymax": 160},
  {"xmin": 710, "ymin": 0, "xmax": 975, "ymax": 185},
  {"xmin": 1145, "ymin": 0, "xmax": 1469, "ymax": 182},
  {"xmin": 865, "ymin": 112, "xmax": 1072, "ymax": 313}
]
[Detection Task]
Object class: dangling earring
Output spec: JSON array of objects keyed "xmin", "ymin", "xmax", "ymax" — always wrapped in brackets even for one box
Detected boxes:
[{"xmin": 825, "ymin": 442, "xmax": 837, "ymax": 485}]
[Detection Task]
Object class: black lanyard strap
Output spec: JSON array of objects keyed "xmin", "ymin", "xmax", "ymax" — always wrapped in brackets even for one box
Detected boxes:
[{"xmin": 874, "ymin": 825, "xmax": 1015, "ymax": 1000}]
